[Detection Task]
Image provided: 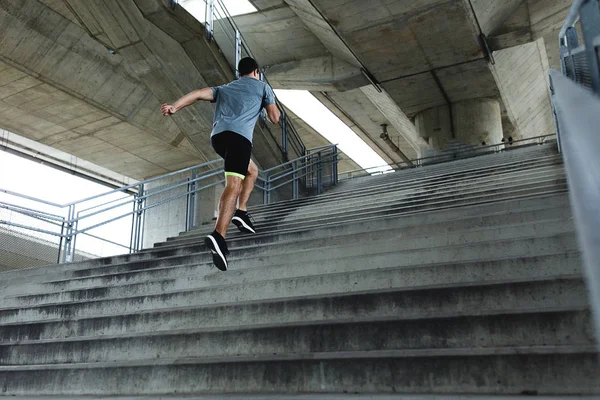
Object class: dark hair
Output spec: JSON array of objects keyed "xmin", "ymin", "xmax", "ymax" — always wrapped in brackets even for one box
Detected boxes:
[{"xmin": 238, "ymin": 57, "xmax": 259, "ymax": 76}]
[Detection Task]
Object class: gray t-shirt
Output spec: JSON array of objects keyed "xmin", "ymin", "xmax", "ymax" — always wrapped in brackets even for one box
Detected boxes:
[{"xmin": 211, "ymin": 76, "xmax": 276, "ymax": 144}]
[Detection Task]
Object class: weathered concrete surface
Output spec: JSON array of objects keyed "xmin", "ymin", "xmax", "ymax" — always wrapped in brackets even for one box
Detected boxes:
[
  {"xmin": 234, "ymin": 0, "xmax": 569, "ymax": 155},
  {"xmin": 473, "ymin": 0, "xmax": 572, "ymax": 50},
  {"xmin": 0, "ymin": 145, "xmax": 597, "ymax": 396},
  {"xmin": 491, "ymin": 39, "xmax": 555, "ymax": 140},
  {"xmin": 265, "ymin": 56, "xmax": 369, "ymax": 92},
  {"xmin": 0, "ymin": 0, "xmax": 285, "ymax": 180}
]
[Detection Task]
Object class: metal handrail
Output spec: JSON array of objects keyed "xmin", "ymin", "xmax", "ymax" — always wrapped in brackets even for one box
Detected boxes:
[
  {"xmin": 338, "ymin": 134, "xmax": 556, "ymax": 179},
  {"xmin": 559, "ymin": 0, "xmax": 584, "ymax": 40},
  {"xmin": 260, "ymin": 144, "xmax": 337, "ymax": 175},
  {"xmin": 205, "ymin": 0, "xmax": 306, "ymax": 159}
]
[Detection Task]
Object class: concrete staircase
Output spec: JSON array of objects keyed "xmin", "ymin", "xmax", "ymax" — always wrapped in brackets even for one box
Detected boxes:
[{"xmin": 0, "ymin": 143, "xmax": 598, "ymax": 398}]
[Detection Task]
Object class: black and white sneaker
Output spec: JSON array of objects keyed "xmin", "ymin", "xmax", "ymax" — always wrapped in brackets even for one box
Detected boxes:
[
  {"xmin": 232, "ymin": 209, "xmax": 256, "ymax": 234},
  {"xmin": 205, "ymin": 230, "xmax": 229, "ymax": 271}
]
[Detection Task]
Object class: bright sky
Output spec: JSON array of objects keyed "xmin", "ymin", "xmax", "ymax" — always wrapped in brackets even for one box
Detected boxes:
[
  {"xmin": 180, "ymin": 0, "xmax": 257, "ymax": 22},
  {"xmin": 275, "ymin": 90, "xmax": 390, "ymax": 172}
]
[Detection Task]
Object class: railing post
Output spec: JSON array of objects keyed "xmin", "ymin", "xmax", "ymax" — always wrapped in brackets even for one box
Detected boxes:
[
  {"xmin": 61, "ymin": 205, "xmax": 74, "ymax": 263},
  {"xmin": 579, "ymin": 0, "xmax": 600, "ymax": 93},
  {"xmin": 292, "ymin": 160, "xmax": 299, "ymax": 200},
  {"xmin": 235, "ymin": 29, "xmax": 242, "ymax": 78},
  {"xmin": 317, "ymin": 152, "xmax": 323, "ymax": 194},
  {"xmin": 281, "ymin": 111, "xmax": 288, "ymax": 161},
  {"xmin": 263, "ymin": 174, "xmax": 270, "ymax": 204},
  {"xmin": 205, "ymin": 0, "xmax": 214, "ymax": 40},
  {"xmin": 332, "ymin": 145, "xmax": 339, "ymax": 186},
  {"xmin": 133, "ymin": 184, "xmax": 144, "ymax": 252},
  {"xmin": 187, "ymin": 169, "xmax": 197, "ymax": 231},
  {"xmin": 57, "ymin": 219, "xmax": 65, "ymax": 264}
]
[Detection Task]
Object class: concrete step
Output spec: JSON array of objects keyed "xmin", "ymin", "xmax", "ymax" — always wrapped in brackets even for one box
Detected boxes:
[
  {"xmin": 0, "ymin": 278, "xmax": 588, "ymax": 342},
  {"xmin": 251, "ymin": 151, "xmax": 562, "ymax": 212},
  {"xmin": 2, "ymin": 219, "xmax": 577, "ymax": 303},
  {"xmin": 0, "ymin": 248, "xmax": 582, "ymax": 324},
  {"xmin": 169, "ymin": 182, "xmax": 568, "ymax": 247},
  {"xmin": 0, "ymin": 193, "xmax": 571, "ymax": 289},
  {"xmin": 4, "ymin": 397, "xmax": 599, "ymax": 400},
  {"xmin": 219, "ymin": 165, "xmax": 566, "ymax": 226},
  {"xmin": 235, "ymin": 157, "xmax": 564, "ymax": 216},
  {"xmin": 0, "ymin": 351, "xmax": 597, "ymax": 395},
  {"xmin": 332, "ymin": 145, "xmax": 559, "ymax": 190},
  {"xmin": 3, "ymin": 396, "xmax": 598, "ymax": 400},
  {"xmin": 165, "ymin": 193, "xmax": 571, "ymax": 249},
  {"xmin": 0, "ymin": 311, "xmax": 593, "ymax": 365},
  {"xmin": 0, "ymin": 212, "xmax": 574, "ymax": 301}
]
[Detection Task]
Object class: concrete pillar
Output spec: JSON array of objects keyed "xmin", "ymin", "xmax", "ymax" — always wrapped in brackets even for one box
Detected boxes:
[
  {"xmin": 415, "ymin": 99, "xmax": 503, "ymax": 150},
  {"xmin": 414, "ymin": 105, "xmax": 453, "ymax": 150},
  {"xmin": 453, "ymin": 99, "xmax": 503, "ymax": 146}
]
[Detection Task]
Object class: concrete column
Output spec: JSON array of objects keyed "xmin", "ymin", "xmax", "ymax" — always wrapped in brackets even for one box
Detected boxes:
[
  {"xmin": 414, "ymin": 105, "xmax": 453, "ymax": 150},
  {"xmin": 453, "ymin": 99, "xmax": 503, "ymax": 146},
  {"xmin": 415, "ymin": 99, "xmax": 503, "ymax": 150}
]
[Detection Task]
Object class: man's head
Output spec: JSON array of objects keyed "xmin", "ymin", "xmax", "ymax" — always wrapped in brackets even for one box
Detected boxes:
[{"xmin": 238, "ymin": 57, "xmax": 260, "ymax": 79}]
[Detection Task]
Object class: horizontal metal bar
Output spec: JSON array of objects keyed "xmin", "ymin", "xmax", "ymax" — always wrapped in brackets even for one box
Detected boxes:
[
  {"xmin": 74, "ymin": 180, "xmax": 225, "ymax": 236},
  {"xmin": 262, "ymin": 145, "xmax": 337, "ymax": 173},
  {"xmin": 0, "ymin": 220, "xmax": 63, "ymax": 238},
  {"xmin": 0, "ymin": 188, "xmax": 63, "ymax": 208},
  {"xmin": 74, "ymin": 169, "xmax": 225, "ymax": 223},
  {"xmin": 339, "ymin": 135, "xmax": 556, "ymax": 177},
  {"xmin": 63, "ymin": 158, "xmax": 224, "ymax": 208},
  {"xmin": 78, "ymin": 192, "xmax": 134, "ymax": 214},
  {"xmin": 0, "ymin": 201, "xmax": 64, "ymax": 222},
  {"xmin": 79, "ymin": 231, "xmax": 130, "ymax": 250}
]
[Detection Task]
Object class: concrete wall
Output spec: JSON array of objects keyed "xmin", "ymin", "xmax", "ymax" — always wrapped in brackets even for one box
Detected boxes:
[{"xmin": 491, "ymin": 39, "xmax": 555, "ymax": 139}]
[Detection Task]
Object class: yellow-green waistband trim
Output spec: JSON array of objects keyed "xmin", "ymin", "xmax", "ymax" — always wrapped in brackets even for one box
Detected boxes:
[{"xmin": 225, "ymin": 171, "xmax": 246, "ymax": 180}]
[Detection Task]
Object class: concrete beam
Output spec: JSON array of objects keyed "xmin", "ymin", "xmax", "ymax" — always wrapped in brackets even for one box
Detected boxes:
[
  {"xmin": 490, "ymin": 39, "xmax": 555, "ymax": 140},
  {"xmin": 282, "ymin": 0, "xmax": 429, "ymax": 160},
  {"xmin": 265, "ymin": 56, "xmax": 369, "ymax": 91},
  {"xmin": 485, "ymin": 0, "xmax": 571, "ymax": 51}
]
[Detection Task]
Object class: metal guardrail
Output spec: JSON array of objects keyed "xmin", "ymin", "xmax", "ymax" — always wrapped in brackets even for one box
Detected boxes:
[
  {"xmin": 559, "ymin": 0, "xmax": 600, "ymax": 93},
  {"xmin": 338, "ymin": 135, "xmax": 557, "ymax": 182},
  {"xmin": 0, "ymin": 145, "xmax": 338, "ymax": 265},
  {"xmin": 553, "ymin": 0, "xmax": 600, "ymax": 348}
]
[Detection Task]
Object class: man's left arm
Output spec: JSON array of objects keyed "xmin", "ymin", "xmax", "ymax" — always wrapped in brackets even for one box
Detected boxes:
[{"xmin": 161, "ymin": 88, "xmax": 215, "ymax": 116}]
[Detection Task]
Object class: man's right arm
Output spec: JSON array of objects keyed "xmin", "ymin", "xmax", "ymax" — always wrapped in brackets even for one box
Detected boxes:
[
  {"xmin": 161, "ymin": 88, "xmax": 216, "ymax": 116},
  {"xmin": 263, "ymin": 85, "xmax": 280, "ymax": 124},
  {"xmin": 265, "ymin": 103, "xmax": 281, "ymax": 124}
]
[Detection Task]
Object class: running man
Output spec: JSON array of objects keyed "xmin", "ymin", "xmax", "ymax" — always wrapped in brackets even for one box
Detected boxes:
[{"xmin": 161, "ymin": 57, "xmax": 280, "ymax": 271}]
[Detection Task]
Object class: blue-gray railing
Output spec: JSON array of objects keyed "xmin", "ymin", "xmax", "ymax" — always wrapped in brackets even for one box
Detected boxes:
[
  {"xmin": 552, "ymin": 0, "xmax": 600, "ymax": 347},
  {"xmin": 0, "ymin": 145, "xmax": 338, "ymax": 263},
  {"xmin": 337, "ymin": 135, "xmax": 557, "ymax": 182}
]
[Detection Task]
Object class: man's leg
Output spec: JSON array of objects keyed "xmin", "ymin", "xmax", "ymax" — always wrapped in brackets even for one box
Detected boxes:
[
  {"xmin": 238, "ymin": 159, "xmax": 258, "ymax": 211},
  {"xmin": 215, "ymin": 175, "xmax": 244, "ymax": 238}
]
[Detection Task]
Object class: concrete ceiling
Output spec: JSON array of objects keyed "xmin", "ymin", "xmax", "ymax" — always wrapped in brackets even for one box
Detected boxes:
[
  {"xmin": 234, "ymin": 0, "xmax": 569, "ymax": 156},
  {"xmin": 0, "ymin": 0, "xmax": 570, "ymax": 183},
  {"xmin": 0, "ymin": 0, "xmax": 290, "ymax": 181}
]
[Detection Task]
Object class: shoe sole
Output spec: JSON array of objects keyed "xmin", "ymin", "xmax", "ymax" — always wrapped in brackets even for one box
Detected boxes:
[
  {"xmin": 232, "ymin": 216, "xmax": 256, "ymax": 234},
  {"xmin": 204, "ymin": 235, "xmax": 228, "ymax": 271}
]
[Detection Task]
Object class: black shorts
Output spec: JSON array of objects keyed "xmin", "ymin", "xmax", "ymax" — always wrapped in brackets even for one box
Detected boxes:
[{"xmin": 211, "ymin": 131, "xmax": 252, "ymax": 179}]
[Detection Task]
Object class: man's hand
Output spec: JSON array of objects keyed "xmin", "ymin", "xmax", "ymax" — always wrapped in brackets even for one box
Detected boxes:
[{"xmin": 161, "ymin": 104, "xmax": 176, "ymax": 116}]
